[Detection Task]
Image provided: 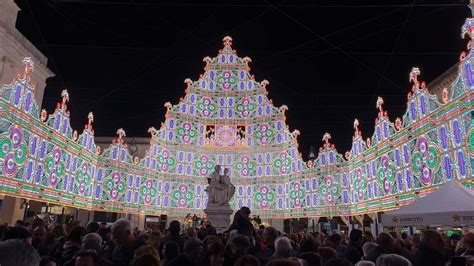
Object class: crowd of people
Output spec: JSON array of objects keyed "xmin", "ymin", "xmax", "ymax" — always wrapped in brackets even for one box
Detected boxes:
[{"xmin": 0, "ymin": 206, "xmax": 474, "ymax": 266}]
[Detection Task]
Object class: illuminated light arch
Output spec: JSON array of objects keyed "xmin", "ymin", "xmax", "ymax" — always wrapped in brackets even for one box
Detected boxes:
[{"xmin": 0, "ymin": 20, "xmax": 472, "ymax": 218}]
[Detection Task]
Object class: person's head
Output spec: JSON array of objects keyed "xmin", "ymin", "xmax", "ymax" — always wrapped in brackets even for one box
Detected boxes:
[
  {"xmin": 234, "ymin": 255, "xmax": 261, "ymax": 266},
  {"xmin": 67, "ymin": 226, "xmax": 87, "ymax": 243},
  {"xmin": 168, "ymin": 220, "xmax": 181, "ymax": 235},
  {"xmin": 355, "ymin": 261, "xmax": 376, "ymax": 266},
  {"xmin": 376, "ymin": 233, "xmax": 394, "ymax": 252},
  {"xmin": 203, "ymin": 236, "xmax": 222, "ymax": 250},
  {"xmin": 239, "ymin": 207, "xmax": 251, "ymax": 219},
  {"xmin": 134, "ymin": 245, "xmax": 160, "ymax": 259},
  {"xmin": 32, "ymin": 217, "xmax": 45, "ymax": 230},
  {"xmin": 350, "ymin": 229, "xmax": 363, "ymax": 246},
  {"xmin": 375, "ymin": 254, "xmax": 412, "ymax": 266},
  {"xmin": 74, "ymin": 250, "xmax": 98, "ymax": 266},
  {"xmin": 183, "ymin": 238, "xmax": 203, "ymax": 259},
  {"xmin": 163, "ymin": 241, "xmax": 180, "ymax": 260},
  {"xmin": 326, "ymin": 258, "xmax": 352, "ymax": 266},
  {"xmin": 464, "ymin": 232, "xmax": 474, "ymax": 250},
  {"xmin": 274, "ymin": 236, "xmax": 292, "ymax": 258},
  {"xmin": 40, "ymin": 256, "xmax": 56, "ymax": 266},
  {"xmin": 299, "ymin": 252, "xmax": 322, "ymax": 266},
  {"xmin": 99, "ymin": 222, "xmax": 107, "ymax": 229},
  {"xmin": 0, "ymin": 239, "xmax": 41, "ymax": 266},
  {"xmin": 52, "ymin": 224, "xmax": 66, "ymax": 238},
  {"xmin": 264, "ymin": 226, "xmax": 278, "ymax": 245},
  {"xmin": 231, "ymin": 235, "xmax": 251, "ymax": 256},
  {"xmin": 224, "ymin": 168, "xmax": 229, "ymax": 175},
  {"xmin": 420, "ymin": 229, "xmax": 443, "ymax": 251},
  {"xmin": 130, "ymin": 254, "xmax": 160, "ymax": 266},
  {"xmin": 215, "ymin": 165, "xmax": 221, "ymax": 172},
  {"xmin": 32, "ymin": 225, "xmax": 47, "ymax": 247},
  {"xmin": 112, "ymin": 219, "xmax": 132, "ymax": 246},
  {"xmin": 15, "ymin": 220, "xmax": 24, "ymax": 226},
  {"xmin": 86, "ymin": 222, "xmax": 100, "ymax": 234},
  {"xmin": 82, "ymin": 233, "xmax": 102, "ymax": 251},
  {"xmin": 362, "ymin": 241, "xmax": 377, "ymax": 258},
  {"xmin": 266, "ymin": 258, "xmax": 300, "ymax": 266},
  {"xmin": 207, "ymin": 242, "xmax": 225, "ymax": 266},
  {"xmin": 186, "ymin": 227, "xmax": 196, "ymax": 238},
  {"xmin": 318, "ymin": 247, "xmax": 337, "ymax": 265},
  {"xmin": 327, "ymin": 233, "xmax": 342, "ymax": 249},
  {"xmin": 299, "ymin": 237, "xmax": 320, "ymax": 253},
  {"xmin": 3, "ymin": 225, "xmax": 32, "ymax": 244}
]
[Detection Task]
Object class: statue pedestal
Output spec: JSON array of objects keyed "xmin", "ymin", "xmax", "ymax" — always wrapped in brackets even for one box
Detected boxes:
[{"xmin": 204, "ymin": 203, "xmax": 233, "ymax": 233}]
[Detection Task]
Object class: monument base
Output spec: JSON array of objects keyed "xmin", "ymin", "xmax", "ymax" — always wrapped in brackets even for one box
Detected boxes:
[{"xmin": 204, "ymin": 203, "xmax": 234, "ymax": 233}]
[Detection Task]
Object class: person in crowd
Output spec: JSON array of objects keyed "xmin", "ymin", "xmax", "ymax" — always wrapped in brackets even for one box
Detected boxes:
[
  {"xmin": 261, "ymin": 226, "xmax": 278, "ymax": 261},
  {"xmin": 362, "ymin": 242, "xmax": 377, "ymax": 260},
  {"xmin": 356, "ymin": 260, "xmax": 376, "ymax": 266},
  {"xmin": 74, "ymin": 249, "xmax": 98, "ymax": 266},
  {"xmin": 266, "ymin": 258, "xmax": 300, "ymax": 266},
  {"xmin": 298, "ymin": 237, "xmax": 319, "ymax": 254},
  {"xmin": 86, "ymin": 222, "xmax": 100, "ymax": 234},
  {"xmin": 376, "ymin": 253, "xmax": 412, "ymax": 266},
  {"xmin": 289, "ymin": 234, "xmax": 300, "ymax": 252},
  {"xmin": 0, "ymin": 239, "xmax": 41, "ymax": 266},
  {"xmin": 234, "ymin": 255, "xmax": 261, "ymax": 266},
  {"xmin": 203, "ymin": 235, "xmax": 222, "ymax": 251},
  {"xmin": 461, "ymin": 232, "xmax": 474, "ymax": 257},
  {"xmin": 326, "ymin": 233, "xmax": 345, "ymax": 257},
  {"xmin": 161, "ymin": 241, "xmax": 180, "ymax": 266},
  {"xmin": 146, "ymin": 229, "xmax": 162, "ymax": 251},
  {"xmin": 318, "ymin": 247, "xmax": 337, "ymax": 265},
  {"xmin": 207, "ymin": 241, "xmax": 225, "ymax": 266},
  {"xmin": 394, "ymin": 238, "xmax": 414, "ymax": 263},
  {"xmin": 49, "ymin": 224, "xmax": 67, "ymax": 258},
  {"xmin": 40, "ymin": 256, "xmax": 57, "ymax": 266},
  {"xmin": 299, "ymin": 252, "xmax": 322, "ymax": 266},
  {"xmin": 134, "ymin": 245, "xmax": 160, "ymax": 259},
  {"xmin": 413, "ymin": 229, "xmax": 445, "ymax": 266},
  {"xmin": 224, "ymin": 235, "xmax": 251, "ymax": 266},
  {"xmin": 344, "ymin": 229, "xmax": 364, "ymax": 264},
  {"xmin": 33, "ymin": 225, "xmax": 49, "ymax": 255},
  {"xmin": 366, "ymin": 232, "xmax": 395, "ymax": 262},
  {"xmin": 185, "ymin": 227, "xmax": 197, "ymax": 240},
  {"xmin": 111, "ymin": 219, "xmax": 145, "ymax": 266},
  {"xmin": 3, "ymin": 225, "xmax": 33, "ymax": 244},
  {"xmin": 99, "ymin": 227, "xmax": 115, "ymax": 263},
  {"xmin": 325, "ymin": 257, "xmax": 353, "ymax": 266},
  {"xmin": 168, "ymin": 238, "xmax": 203, "ymax": 266},
  {"xmin": 159, "ymin": 220, "xmax": 185, "ymax": 255},
  {"xmin": 61, "ymin": 226, "xmax": 87, "ymax": 266},
  {"xmin": 82, "ymin": 233, "xmax": 102, "ymax": 251},
  {"xmin": 229, "ymin": 207, "xmax": 254, "ymax": 237},
  {"xmin": 130, "ymin": 253, "xmax": 160, "ymax": 266},
  {"xmin": 270, "ymin": 236, "xmax": 292, "ymax": 261}
]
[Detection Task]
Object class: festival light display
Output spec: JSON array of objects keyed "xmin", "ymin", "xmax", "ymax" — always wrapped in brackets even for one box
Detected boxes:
[{"xmin": 0, "ymin": 20, "xmax": 472, "ymax": 219}]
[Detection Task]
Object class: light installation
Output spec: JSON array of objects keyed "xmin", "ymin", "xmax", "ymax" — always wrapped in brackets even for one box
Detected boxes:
[{"xmin": 0, "ymin": 20, "xmax": 473, "ymax": 220}]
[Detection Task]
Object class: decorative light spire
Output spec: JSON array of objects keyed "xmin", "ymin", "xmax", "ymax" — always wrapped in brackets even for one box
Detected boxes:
[
  {"xmin": 409, "ymin": 67, "xmax": 421, "ymax": 89},
  {"xmin": 353, "ymin": 118, "xmax": 360, "ymax": 136},
  {"xmin": 22, "ymin": 57, "xmax": 34, "ymax": 75},
  {"xmin": 376, "ymin": 96, "xmax": 385, "ymax": 118},
  {"xmin": 322, "ymin": 132, "xmax": 331, "ymax": 144},
  {"xmin": 148, "ymin": 127, "xmax": 158, "ymax": 137},
  {"xmin": 59, "ymin": 89, "xmax": 69, "ymax": 111},
  {"xmin": 86, "ymin": 112, "xmax": 94, "ymax": 131},
  {"xmin": 223, "ymin": 36, "xmax": 233, "ymax": 47},
  {"xmin": 116, "ymin": 128, "xmax": 126, "ymax": 144}
]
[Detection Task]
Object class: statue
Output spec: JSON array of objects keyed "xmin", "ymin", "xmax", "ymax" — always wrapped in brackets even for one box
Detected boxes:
[{"xmin": 206, "ymin": 165, "xmax": 235, "ymax": 205}]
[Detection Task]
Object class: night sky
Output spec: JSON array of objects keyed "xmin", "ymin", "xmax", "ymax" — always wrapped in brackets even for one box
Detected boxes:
[{"xmin": 14, "ymin": 0, "xmax": 470, "ymax": 159}]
